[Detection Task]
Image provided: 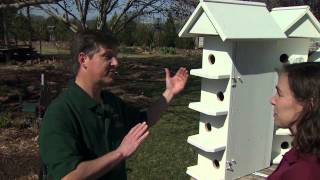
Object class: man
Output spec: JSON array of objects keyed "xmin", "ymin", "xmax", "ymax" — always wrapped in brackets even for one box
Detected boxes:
[{"xmin": 39, "ymin": 30, "xmax": 188, "ymax": 180}]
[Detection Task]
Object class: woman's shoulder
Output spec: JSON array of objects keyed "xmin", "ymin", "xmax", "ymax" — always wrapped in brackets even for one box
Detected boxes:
[{"xmin": 282, "ymin": 154, "xmax": 320, "ymax": 179}]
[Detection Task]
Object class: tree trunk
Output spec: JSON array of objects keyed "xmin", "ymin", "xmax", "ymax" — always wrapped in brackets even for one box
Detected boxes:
[
  {"xmin": 27, "ymin": 6, "xmax": 33, "ymax": 48},
  {"xmin": 1, "ymin": 9, "xmax": 9, "ymax": 47}
]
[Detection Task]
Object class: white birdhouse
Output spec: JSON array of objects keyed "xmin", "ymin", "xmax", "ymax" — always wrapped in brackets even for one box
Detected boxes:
[{"xmin": 179, "ymin": 0, "xmax": 320, "ymax": 179}]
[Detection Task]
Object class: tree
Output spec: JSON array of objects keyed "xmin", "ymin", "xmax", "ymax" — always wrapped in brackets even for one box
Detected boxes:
[
  {"xmin": 0, "ymin": 8, "xmax": 17, "ymax": 46},
  {"xmin": 170, "ymin": 0, "xmax": 198, "ymax": 21},
  {"xmin": 134, "ymin": 22, "xmax": 154, "ymax": 47},
  {"xmin": 162, "ymin": 12, "xmax": 177, "ymax": 47},
  {"xmin": 118, "ymin": 15, "xmax": 137, "ymax": 46},
  {"xmin": 0, "ymin": 0, "xmax": 60, "ymax": 47},
  {"xmin": 37, "ymin": 0, "xmax": 166, "ymax": 34},
  {"xmin": 11, "ymin": 12, "xmax": 30, "ymax": 42},
  {"xmin": 0, "ymin": 0, "xmax": 60, "ymax": 9}
]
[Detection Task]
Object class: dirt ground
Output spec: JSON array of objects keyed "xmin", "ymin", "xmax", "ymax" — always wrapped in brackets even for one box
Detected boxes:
[{"xmin": 0, "ymin": 58, "xmax": 73, "ymax": 179}]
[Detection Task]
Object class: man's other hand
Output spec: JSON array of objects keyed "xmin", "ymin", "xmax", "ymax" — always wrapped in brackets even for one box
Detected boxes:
[{"xmin": 116, "ymin": 122, "xmax": 149, "ymax": 158}]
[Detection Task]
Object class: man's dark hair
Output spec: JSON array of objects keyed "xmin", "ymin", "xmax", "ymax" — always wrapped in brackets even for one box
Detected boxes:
[
  {"xmin": 71, "ymin": 30, "xmax": 118, "ymax": 74},
  {"xmin": 281, "ymin": 62, "xmax": 320, "ymax": 158}
]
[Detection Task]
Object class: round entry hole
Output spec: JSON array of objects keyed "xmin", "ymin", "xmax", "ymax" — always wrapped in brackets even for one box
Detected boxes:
[
  {"xmin": 208, "ymin": 54, "xmax": 215, "ymax": 65},
  {"xmin": 213, "ymin": 160, "xmax": 220, "ymax": 169},
  {"xmin": 280, "ymin": 54, "xmax": 289, "ymax": 63},
  {"xmin": 205, "ymin": 123, "xmax": 212, "ymax": 132},
  {"xmin": 281, "ymin": 141, "xmax": 290, "ymax": 149},
  {"xmin": 217, "ymin": 92, "xmax": 224, "ymax": 101}
]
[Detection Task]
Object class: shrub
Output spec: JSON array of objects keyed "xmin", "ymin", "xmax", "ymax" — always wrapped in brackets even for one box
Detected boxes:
[
  {"xmin": 160, "ymin": 47, "xmax": 176, "ymax": 55},
  {"xmin": 0, "ymin": 112, "xmax": 12, "ymax": 128}
]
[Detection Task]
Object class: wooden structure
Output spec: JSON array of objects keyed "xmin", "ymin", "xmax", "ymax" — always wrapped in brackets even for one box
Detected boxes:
[
  {"xmin": 179, "ymin": 0, "xmax": 320, "ymax": 179},
  {"xmin": 0, "ymin": 45, "xmax": 38, "ymax": 62}
]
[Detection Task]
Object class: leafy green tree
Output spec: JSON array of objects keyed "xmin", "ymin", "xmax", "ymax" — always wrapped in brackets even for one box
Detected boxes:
[
  {"xmin": 11, "ymin": 12, "xmax": 33, "ymax": 42},
  {"xmin": 0, "ymin": 8, "xmax": 18, "ymax": 45},
  {"xmin": 31, "ymin": 15, "xmax": 47, "ymax": 41},
  {"xmin": 118, "ymin": 15, "xmax": 137, "ymax": 46},
  {"xmin": 134, "ymin": 23, "xmax": 154, "ymax": 47},
  {"xmin": 162, "ymin": 12, "xmax": 178, "ymax": 47}
]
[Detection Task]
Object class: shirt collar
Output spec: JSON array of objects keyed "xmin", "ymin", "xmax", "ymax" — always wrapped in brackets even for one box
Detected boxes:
[
  {"xmin": 67, "ymin": 80, "xmax": 99, "ymax": 109},
  {"xmin": 284, "ymin": 148, "xmax": 320, "ymax": 164}
]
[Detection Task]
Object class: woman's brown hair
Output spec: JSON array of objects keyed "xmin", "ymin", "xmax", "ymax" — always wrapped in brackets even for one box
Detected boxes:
[{"xmin": 282, "ymin": 62, "xmax": 320, "ymax": 158}]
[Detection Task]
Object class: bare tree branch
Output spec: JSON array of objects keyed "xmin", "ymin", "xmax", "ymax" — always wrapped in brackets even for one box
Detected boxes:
[
  {"xmin": 38, "ymin": 0, "xmax": 167, "ymax": 33},
  {"xmin": 38, "ymin": 4, "xmax": 78, "ymax": 32},
  {"xmin": 0, "ymin": 0, "xmax": 61, "ymax": 9}
]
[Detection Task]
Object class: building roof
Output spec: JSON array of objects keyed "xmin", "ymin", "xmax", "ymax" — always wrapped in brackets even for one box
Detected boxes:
[
  {"xmin": 309, "ymin": 48, "xmax": 320, "ymax": 62},
  {"xmin": 178, "ymin": 0, "xmax": 286, "ymax": 41},
  {"xmin": 271, "ymin": 6, "xmax": 320, "ymax": 39}
]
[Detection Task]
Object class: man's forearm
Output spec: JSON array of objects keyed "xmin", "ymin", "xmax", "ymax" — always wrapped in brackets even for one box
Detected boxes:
[
  {"xmin": 147, "ymin": 90, "xmax": 174, "ymax": 126},
  {"xmin": 62, "ymin": 150, "xmax": 125, "ymax": 180}
]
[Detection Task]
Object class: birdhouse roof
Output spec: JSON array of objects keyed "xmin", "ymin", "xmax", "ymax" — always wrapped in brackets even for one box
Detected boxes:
[
  {"xmin": 178, "ymin": 0, "xmax": 286, "ymax": 41},
  {"xmin": 271, "ymin": 6, "xmax": 320, "ymax": 39},
  {"xmin": 309, "ymin": 48, "xmax": 320, "ymax": 62}
]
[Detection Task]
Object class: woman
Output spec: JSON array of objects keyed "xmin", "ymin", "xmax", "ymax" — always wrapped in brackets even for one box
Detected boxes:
[{"xmin": 268, "ymin": 62, "xmax": 320, "ymax": 180}]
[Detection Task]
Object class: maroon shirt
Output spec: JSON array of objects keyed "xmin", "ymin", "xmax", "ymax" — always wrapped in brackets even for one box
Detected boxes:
[{"xmin": 267, "ymin": 148, "xmax": 320, "ymax": 180}]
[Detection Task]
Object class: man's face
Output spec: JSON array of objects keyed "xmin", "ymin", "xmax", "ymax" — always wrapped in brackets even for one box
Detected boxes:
[{"xmin": 86, "ymin": 46, "xmax": 118, "ymax": 86}]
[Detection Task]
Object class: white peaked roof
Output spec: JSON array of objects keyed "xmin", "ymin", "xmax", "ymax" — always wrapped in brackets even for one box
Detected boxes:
[
  {"xmin": 178, "ymin": 0, "xmax": 286, "ymax": 41},
  {"xmin": 309, "ymin": 48, "xmax": 320, "ymax": 62},
  {"xmin": 271, "ymin": 6, "xmax": 320, "ymax": 38}
]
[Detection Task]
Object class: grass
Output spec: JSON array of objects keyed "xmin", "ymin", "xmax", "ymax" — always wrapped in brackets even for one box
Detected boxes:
[
  {"xmin": 125, "ymin": 55, "xmax": 202, "ymax": 179},
  {"xmin": 38, "ymin": 48, "xmax": 70, "ymax": 55}
]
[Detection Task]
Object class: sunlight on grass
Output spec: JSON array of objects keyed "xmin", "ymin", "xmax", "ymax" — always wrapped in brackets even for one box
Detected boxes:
[{"xmin": 126, "ymin": 55, "xmax": 202, "ymax": 179}]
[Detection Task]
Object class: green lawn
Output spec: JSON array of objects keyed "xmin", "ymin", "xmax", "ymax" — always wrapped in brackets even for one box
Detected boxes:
[{"xmin": 122, "ymin": 56, "xmax": 202, "ymax": 180}]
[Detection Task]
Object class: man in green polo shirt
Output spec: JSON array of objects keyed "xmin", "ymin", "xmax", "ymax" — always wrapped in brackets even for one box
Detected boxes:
[{"xmin": 39, "ymin": 30, "xmax": 189, "ymax": 180}]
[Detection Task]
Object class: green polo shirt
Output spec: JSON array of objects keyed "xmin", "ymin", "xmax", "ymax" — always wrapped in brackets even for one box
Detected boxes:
[{"xmin": 39, "ymin": 81, "xmax": 146, "ymax": 180}]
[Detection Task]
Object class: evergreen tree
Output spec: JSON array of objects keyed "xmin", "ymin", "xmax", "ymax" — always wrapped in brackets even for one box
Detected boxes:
[
  {"xmin": 135, "ymin": 23, "xmax": 154, "ymax": 47},
  {"xmin": 10, "ymin": 12, "xmax": 30, "ymax": 42},
  {"xmin": 119, "ymin": 15, "xmax": 137, "ymax": 46},
  {"xmin": 162, "ymin": 12, "xmax": 178, "ymax": 47}
]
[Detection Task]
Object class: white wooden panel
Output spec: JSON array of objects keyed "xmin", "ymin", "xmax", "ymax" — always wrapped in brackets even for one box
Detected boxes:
[
  {"xmin": 196, "ymin": 150, "xmax": 226, "ymax": 180},
  {"xmin": 199, "ymin": 114, "xmax": 227, "ymax": 135},
  {"xmin": 187, "ymin": 164, "xmax": 225, "ymax": 180},
  {"xmin": 188, "ymin": 134, "xmax": 226, "ymax": 152},
  {"xmin": 226, "ymin": 72, "xmax": 276, "ymax": 179},
  {"xmin": 201, "ymin": 78, "xmax": 230, "ymax": 108},
  {"xmin": 271, "ymin": 6, "xmax": 320, "ymax": 38},
  {"xmin": 202, "ymin": 1, "xmax": 286, "ymax": 40},
  {"xmin": 287, "ymin": 15, "xmax": 320, "ymax": 38},
  {"xmin": 271, "ymin": 7, "xmax": 307, "ymax": 32},
  {"xmin": 190, "ymin": 68, "xmax": 230, "ymax": 79},
  {"xmin": 275, "ymin": 128, "xmax": 291, "ymax": 136},
  {"xmin": 189, "ymin": 102, "xmax": 228, "ymax": 116},
  {"xmin": 190, "ymin": 12, "xmax": 219, "ymax": 35},
  {"xmin": 202, "ymin": 36, "xmax": 233, "ymax": 73}
]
